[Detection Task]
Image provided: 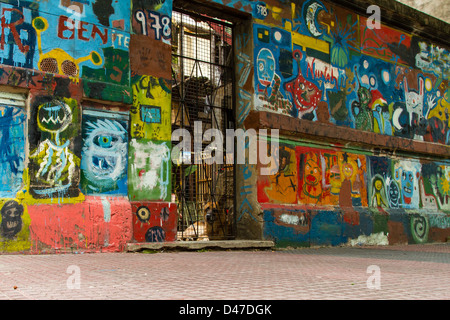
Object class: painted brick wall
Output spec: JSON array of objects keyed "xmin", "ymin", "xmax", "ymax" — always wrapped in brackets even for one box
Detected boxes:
[
  {"xmin": 0, "ymin": 0, "xmax": 176, "ymax": 253},
  {"xmin": 226, "ymin": 0, "xmax": 450, "ymax": 246}
]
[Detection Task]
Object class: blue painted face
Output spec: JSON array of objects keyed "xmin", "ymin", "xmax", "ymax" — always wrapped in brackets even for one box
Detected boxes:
[
  {"xmin": 388, "ymin": 180, "xmax": 400, "ymax": 208},
  {"xmin": 401, "ymin": 170, "xmax": 414, "ymax": 198},
  {"xmin": 256, "ymin": 48, "xmax": 275, "ymax": 88},
  {"xmin": 81, "ymin": 116, "xmax": 128, "ymax": 194}
]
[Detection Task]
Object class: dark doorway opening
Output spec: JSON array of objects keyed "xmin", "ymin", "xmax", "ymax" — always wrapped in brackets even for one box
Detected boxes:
[{"xmin": 171, "ymin": 7, "xmax": 236, "ymax": 240}]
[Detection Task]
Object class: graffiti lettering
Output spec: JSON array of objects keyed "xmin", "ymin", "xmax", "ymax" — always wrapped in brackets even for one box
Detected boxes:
[
  {"xmin": 58, "ymin": 15, "xmax": 129, "ymax": 48},
  {"xmin": 1, "ymin": 8, "xmax": 29, "ymax": 53},
  {"xmin": 134, "ymin": 10, "xmax": 171, "ymax": 41}
]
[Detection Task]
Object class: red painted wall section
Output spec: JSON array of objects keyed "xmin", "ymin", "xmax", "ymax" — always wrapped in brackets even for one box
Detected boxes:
[
  {"xmin": 131, "ymin": 202, "xmax": 177, "ymax": 243},
  {"xmin": 28, "ymin": 197, "xmax": 133, "ymax": 253}
]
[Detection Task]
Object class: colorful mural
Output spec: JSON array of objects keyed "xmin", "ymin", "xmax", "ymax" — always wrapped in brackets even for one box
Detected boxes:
[
  {"xmin": 259, "ymin": 140, "xmax": 450, "ymax": 246},
  {"xmin": 245, "ymin": 0, "xmax": 450, "ymax": 145},
  {"xmin": 131, "ymin": 75, "xmax": 172, "ymax": 141},
  {"xmin": 128, "ymin": 139, "xmax": 172, "ymax": 202},
  {"xmin": 258, "ymin": 144, "xmax": 298, "ymax": 204},
  {"xmin": 258, "ymin": 144, "xmax": 368, "ymax": 209},
  {"xmin": 0, "ymin": 0, "xmax": 130, "ymax": 84},
  {"xmin": 0, "ymin": 0, "xmax": 175, "ymax": 253}
]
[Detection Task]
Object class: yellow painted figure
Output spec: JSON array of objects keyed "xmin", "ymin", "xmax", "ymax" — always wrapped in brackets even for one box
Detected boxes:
[
  {"xmin": 32, "ymin": 17, "xmax": 102, "ymax": 77},
  {"xmin": 371, "ymin": 175, "xmax": 388, "ymax": 208}
]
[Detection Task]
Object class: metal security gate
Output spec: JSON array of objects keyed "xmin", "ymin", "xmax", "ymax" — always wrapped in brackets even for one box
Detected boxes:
[{"xmin": 171, "ymin": 8, "xmax": 235, "ymax": 240}]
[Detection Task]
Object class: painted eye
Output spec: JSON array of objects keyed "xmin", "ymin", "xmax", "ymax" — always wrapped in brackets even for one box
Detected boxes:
[
  {"xmin": 409, "ymin": 174, "xmax": 413, "ymax": 182},
  {"xmin": 136, "ymin": 206, "xmax": 151, "ymax": 223},
  {"xmin": 40, "ymin": 58, "xmax": 58, "ymax": 74},
  {"xmin": 259, "ymin": 62, "xmax": 264, "ymax": 71},
  {"xmin": 61, "ymin": 60, "xmax": 78, "ymax": 77},
  {"xmin": 95, "ymin": 135, "xmax": 117, "ymax": 148}
]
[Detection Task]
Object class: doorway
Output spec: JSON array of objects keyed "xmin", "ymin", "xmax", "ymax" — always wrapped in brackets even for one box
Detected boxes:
[{"xmin": 171, "ymin": 8, "xmax": 236, "ymax": 240}]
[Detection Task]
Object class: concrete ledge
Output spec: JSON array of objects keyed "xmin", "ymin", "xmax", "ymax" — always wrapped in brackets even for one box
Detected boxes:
[
  {"xmin": 244, "ymin": 110, "xmax": 450, "ymax": 159},
  {"xmin": 127, "ymin": 240, "xmax": 275, "ymax": 252}
]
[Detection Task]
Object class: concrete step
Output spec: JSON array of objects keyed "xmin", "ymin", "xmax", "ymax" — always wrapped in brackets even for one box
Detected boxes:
[{"xmin": 127, "ymin": 240, "xmax": 275, "ymax": 252}]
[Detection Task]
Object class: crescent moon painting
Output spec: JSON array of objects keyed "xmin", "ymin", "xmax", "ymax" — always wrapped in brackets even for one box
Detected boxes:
[{"xmin": 305, "ymin": 1, "xmax": 325, "ymax": 37}]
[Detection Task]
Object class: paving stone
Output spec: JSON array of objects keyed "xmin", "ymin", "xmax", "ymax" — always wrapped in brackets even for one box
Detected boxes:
[{"xmin": 0, "ymin": 243, "xmax": 448, "ymax": 300}]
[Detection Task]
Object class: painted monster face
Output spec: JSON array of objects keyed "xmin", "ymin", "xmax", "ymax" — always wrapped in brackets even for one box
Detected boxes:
[
  {"xmin": 37, "ymin": 100, "xmax": 72, "ymax": 133},
  {"xmin": 388, "ymin": 180, "xmax": 400, "ymax": 208},
  {"xmin": 0, "ymin": 200, "xmax": 24, "ymax": 239},
  {"xmin": 256, "ymin": 48, "xmax": 275, "ymax": 87},
  {"xmin": 401, "ymin": 170, "xmax": 414, "ymax": 199},
  {"xmin": 285, "ymin": 51, "xmax": 321, "ymax": 114},
  {"xmin": 83, "ymin": 119, "xmax": 127, "ymax": 180},
  {"xmin": 304, "ymin": 159, "xmax": 321, "ymax": 186}
]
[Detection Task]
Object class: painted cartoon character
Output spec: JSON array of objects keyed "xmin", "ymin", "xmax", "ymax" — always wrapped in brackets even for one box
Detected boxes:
[
  {"xmin": 404, "ymin": 76, "xmax": 424, "ymax": 127},
  {"xmin": 393, "ymin": 161, "xmax": 421, "ymax": 208},
  {"xmin": 351, "ymin": 66, "xmax": 373, "ymax": 131},
  {"xmin": 329, "ymin": 164, "xmax": 342, "ymax": 195},
  {"xmin": 29, "ymin": 98, "xmax": 79, "ymax": 197},
  {"xmin": 373, "ymin": 102, "xmax": 393, "ymax": 135},
  {"xmin": 0, "ymin": 200, "xmax": 24, "ymax": 239},
  {"xmin": 285, "ymin": 50, "xmax": 322, "ymax": 119},
  {"xmin": 32, "ymin": 17, "xmax": 102, "ymax": 77},
  {"xmin": 256, "ymin": 48, "xmax": 292, "ymax": 115},
  {"xmin": 400, "ymin": 168, "xmax": 414, "ymax": 205},
  {"xmin": 80, "ymin": 111, "xmax": 128, "ymax": 194},
  {"xmin": 302, "ymin": 152, "xmax": 323, "ymax": 203},
  {"xmin": 371, "ymin": 175, "xmax": 388, "ymax": 208},
  {"xmin": 256, "ymin": 48, "xmax": 275, "ymax": 88},
  {"xmin": 265, "ymin": 146, "xmax": 297, "ymax": 203},
  {"xmin": 387, "ymin": 178, "xmax": 400, "ymax": 208}
]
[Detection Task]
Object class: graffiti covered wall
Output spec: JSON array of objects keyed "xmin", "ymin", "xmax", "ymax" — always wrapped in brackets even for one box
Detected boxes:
[
  {"xmin": 206, "ymin": 0, "xmax": 450, "ymax": 246},
  {"xmin": 0, "ymin": 0, "xmax": 176, "ymax": 254},
  {"xmin": 240, "ymin": 0, "xmax": 450, "ymax": 147},
  {"xmin": 258, "ymin": 141, "xmax": 450, "ymax": 246}
]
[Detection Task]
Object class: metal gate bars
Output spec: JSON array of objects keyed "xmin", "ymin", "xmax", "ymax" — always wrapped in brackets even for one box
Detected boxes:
[{"xmin": 171, "ymin": 9, "xmax": 236, "ymax": 240}]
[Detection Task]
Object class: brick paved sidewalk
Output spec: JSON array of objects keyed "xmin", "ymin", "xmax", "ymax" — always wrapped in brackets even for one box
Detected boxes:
[{"xmin": 0, "ymin": 243, "xmax": 449, "ymax": 300}]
